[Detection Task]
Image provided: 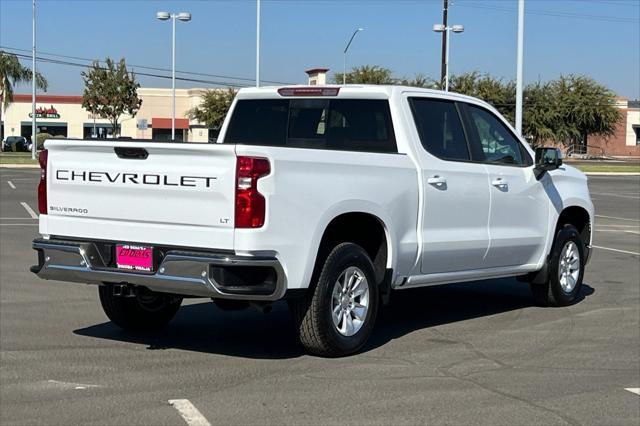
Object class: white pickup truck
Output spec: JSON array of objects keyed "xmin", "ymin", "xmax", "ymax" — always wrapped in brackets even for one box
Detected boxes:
[{"xmin": 31, "ymin": 85, "xmax": 594, "ymax": 357}]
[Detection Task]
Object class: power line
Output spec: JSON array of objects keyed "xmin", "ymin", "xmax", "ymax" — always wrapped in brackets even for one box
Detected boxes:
[
  {"xmin": 6, "ymin": 51, "xmax": 252, "ymax": 88},
  {"xmin": 458, "ymin": 1, "xmax": 639, "ymax": 23},
  {"xmin": 0, "ymin": 46, "xmax": 293, "ymax": 86}
]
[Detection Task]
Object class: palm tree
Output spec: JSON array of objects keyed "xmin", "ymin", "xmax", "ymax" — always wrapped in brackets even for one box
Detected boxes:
[{"xmin": 1, "ymin": 50, "xmax": 48, "ymax": 108}]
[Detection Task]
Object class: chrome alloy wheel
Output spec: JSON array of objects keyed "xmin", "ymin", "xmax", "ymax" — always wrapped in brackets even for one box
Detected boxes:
[
  {"xmin": 558, "ymin": 241, "xmax": 581, "ymax": 293},
  {"xmin": 331, "ymin": 266, "xmax": 370, "ymax": 337}
]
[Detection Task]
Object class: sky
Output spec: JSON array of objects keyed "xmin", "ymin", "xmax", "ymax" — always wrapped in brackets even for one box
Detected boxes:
[{"xmin": 1, "ymin": 0, "xmax": 639, "ymax": 99}]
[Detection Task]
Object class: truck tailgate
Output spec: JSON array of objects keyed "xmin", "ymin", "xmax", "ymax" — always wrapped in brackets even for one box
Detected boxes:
[{"xmin": 40, "ymin": 140, "xmax": 236, "ymax": 250}]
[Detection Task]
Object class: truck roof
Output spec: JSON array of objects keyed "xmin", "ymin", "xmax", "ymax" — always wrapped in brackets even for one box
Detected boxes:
[{"xmin": 236, "ymin": 84, "xmax": 493, "ymax": 109}]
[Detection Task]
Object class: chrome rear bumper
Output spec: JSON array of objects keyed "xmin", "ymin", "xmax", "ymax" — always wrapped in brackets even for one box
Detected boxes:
[{"xmin": 31, "ymin": 239, "xmax": 286, "ymax": 301}]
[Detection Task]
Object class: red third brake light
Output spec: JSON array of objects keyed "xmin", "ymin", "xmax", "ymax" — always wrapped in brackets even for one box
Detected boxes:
[
  {"xmin": 37, "ymin": 149, "xmax": 48, "ymax": 215},
  {"xmin": 277, "ymin": 87, "xmax": 340, "ymax": 97},
  {"xmin": 235, "ymin": 156, "xmax": 270, "ymax": 228}
]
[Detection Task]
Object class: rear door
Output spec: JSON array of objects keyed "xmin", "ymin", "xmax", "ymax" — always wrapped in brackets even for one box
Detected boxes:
[
  {"xmin": 42, "ymin": 140, "xmax": 237, "ymax": 250},
  {"xmin": 408, "ymin": 97, "xmax": 491, "ymax": 274},
  {"xmin": 460, "ymin": 103, "xmax": 549, "ymax": 268}
]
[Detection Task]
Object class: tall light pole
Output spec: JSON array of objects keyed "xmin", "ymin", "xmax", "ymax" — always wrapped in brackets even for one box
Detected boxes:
[
  {"xmin": 157, "ymin": 11, "xmax": 191, "ymax": 142},
  {"xmin": 31, "ymin": 0, "xmax": 36, "ymax": 160},
  {"xmin": 343, "ymin": 28, "xmax": 364, "ymax": 85},
  {"xmin": 515, "ymin": 0, "xmax": 525, "ymax": 136},
  {"xmin": 433, "ymin": 23, "xmax": 464, "ymax": 91},
  {"xmin": 439, "ymin": 0, "xmax": 449, "ymax": 89},
  {"xmin": 256, "ymin": 0, "xmax": 261, "ymax": 87}
]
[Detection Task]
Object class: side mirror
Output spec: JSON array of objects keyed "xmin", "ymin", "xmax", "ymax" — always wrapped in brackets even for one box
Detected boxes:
[{"xmin": 534, "ymin": 147, "xmax": 563, "ymax": 180}]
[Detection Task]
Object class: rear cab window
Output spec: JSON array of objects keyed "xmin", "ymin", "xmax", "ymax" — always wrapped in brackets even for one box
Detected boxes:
[{"xmin": 224, "ymin": 98, "xmax": 397, "ymax": 153}]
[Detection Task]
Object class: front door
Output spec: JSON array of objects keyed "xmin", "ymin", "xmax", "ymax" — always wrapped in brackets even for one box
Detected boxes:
[{"xmin": 462, "ymin": 104, "xmax": 549, "ymax": 268}]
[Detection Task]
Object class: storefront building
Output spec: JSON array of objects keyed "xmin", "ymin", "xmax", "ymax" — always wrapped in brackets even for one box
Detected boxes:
[
  {"xmin": 0, "ymin": 87, "xmax": 214, "ymax": 143},
  {"xmin": 588, "ymin": 99, "xmax": 640, "ymax": 157}
]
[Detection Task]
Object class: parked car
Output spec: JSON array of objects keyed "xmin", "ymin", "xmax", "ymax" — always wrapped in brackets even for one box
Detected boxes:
[
  {"xmin": 2, "ymin": 136, "xmax": 29, "ymax": 152},
  {"xmin": 30, "ymin": 85, "xmax": 594, "ymax": 357}
]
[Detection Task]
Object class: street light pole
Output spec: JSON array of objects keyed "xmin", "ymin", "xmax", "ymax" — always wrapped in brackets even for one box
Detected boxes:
[
  {"xmin": 31, "ymin": 0, "xmax": 36, "ymax": 160},
  {"xmin": 343, "ymin": 28, "xmax": 364, "ymax": 85},
  {"xmin": 171, "ymin": 14, "xmax": 176, "ymax": 141},
  {"xmin": 515, "ymin": 0, "xmax": 525, "ymax": 136},
  {"xmin": 433, "ymin": 24, "xmax": 464, "ymax": 91},
  {"xmin": 157, "ymin": 11, "xmax": 191, "ymax": 142},
  {"xmin": 444, "ymin": 26, "xmax": 451, "ymax": 91},
  {"xmin": 256, "ymin": 0, "xmax": 261, "ymax": 87},
  {"xmin": 439, "ymin": 0, "xmax": 448, "ymax": 89}
]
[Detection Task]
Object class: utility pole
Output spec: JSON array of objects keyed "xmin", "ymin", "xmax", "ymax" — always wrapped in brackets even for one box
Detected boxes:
[
  {"xmin": 515, "ymin": 0, "xmax": 525, "ymax": 136},
  {"xmin": 31, "ymin": 0, "xmax": 37, "ymax": 160},
  {"xmin": 439, "ymin": 0, "xmax": 449, "ymax": 89},
  {"xmin": 256, "ymin": 0, "xmax": 261, "ymax": 87}
]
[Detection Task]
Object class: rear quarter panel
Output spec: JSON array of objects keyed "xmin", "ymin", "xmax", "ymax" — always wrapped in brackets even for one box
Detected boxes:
[{"xmin": 233, "ymin": 144, "xmax": 419, "ymax": 290}]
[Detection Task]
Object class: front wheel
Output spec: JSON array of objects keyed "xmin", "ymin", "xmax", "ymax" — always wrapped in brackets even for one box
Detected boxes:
[
  {"xmin": 530, "ymin": 224, "xmax": 585, "ymax": 306},
  {"xmin": 98, "ymin": 285, "xmax": 182, "ymax": 330},
  {"xmin": 290, "ymin": 243, "xmax": 379, "ymax": 357}
]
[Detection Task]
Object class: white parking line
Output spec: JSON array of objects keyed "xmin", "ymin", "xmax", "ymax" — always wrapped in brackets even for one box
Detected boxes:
[
  {"xmin": 625, "ymin": 388, "xmax": 640, "ymax": 396},
  {"xmin": 593, "ymin": 245, "xmax": 640, "ymax": 256},
  {"xmin": 591, "ymin": 192, "xmax": 640, "ymax": 200},
  {"xmin": 7, "ymin": 180, "xmax": 16, "ymax": 189},
  {"xmin": 596, "ymin": 215, "xmax": 640, "ymax": 223},
  {"xmin": 595, "ymin": 229, "xmax": 640, "ymax": 235},
  {"xmin": 168, "ymin": 399, "xmax": 211, "ymax": 426},
  {"xmin": 46, "ymin": 379, "xmax": 100, "ymax": 390},
  {"xmin": 0, "ymin": 217, "xmax": 38, "ymax": 220},
  {"xmin": 20, "ymin": 201, "xmax": 38, "ymax": 219}
]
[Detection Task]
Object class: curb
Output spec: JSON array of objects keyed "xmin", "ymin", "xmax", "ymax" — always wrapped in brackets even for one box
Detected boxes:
[{"xmin": 0, "ymin": 164, "xmax": 39, "ymax": 169}]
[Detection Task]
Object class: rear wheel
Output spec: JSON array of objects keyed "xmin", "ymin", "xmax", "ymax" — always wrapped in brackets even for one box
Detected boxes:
[
  {"xmin": 290, "ymin": 243, "xmax": 379, "ymax": 357},
  {"xmin": 98, "ymin": 285, "xmax": 182, "ymax": 330},
  {"xmin": 530, "ymin": 224, "xmax": 585, "ymax": 306}
]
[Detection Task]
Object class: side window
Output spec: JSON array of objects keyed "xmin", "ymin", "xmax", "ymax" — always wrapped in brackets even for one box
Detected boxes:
[
  {"xmin": 409, "ymin": 98, "xmax": 470, "ymax": 161},
  {"xmin": 466, "ymin": 105, "xmax": 525, "ymax": 165},
  {"xmin": 327, "ymin": 99, "xmax": 396, "ymax": 153}
]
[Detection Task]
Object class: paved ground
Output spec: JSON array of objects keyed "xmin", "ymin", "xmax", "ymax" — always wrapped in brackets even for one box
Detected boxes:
[{"xmin": 0, "ymin": 169, "xmax": 638, "ymax": 425}]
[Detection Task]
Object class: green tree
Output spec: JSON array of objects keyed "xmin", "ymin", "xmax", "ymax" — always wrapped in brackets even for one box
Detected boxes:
[
  {"xmin": 547, "ymin": 75, "xmax": 621, "ymax": 149},
  {"xmin": 449, "ymin": 72, "xmax": 516, "ymax": 123},
  {"xmin": 188, "ymin": 88, "xmax": 238, "ymax": 130},
  {"xmin": 81, "ymin": 57, "xmax": 142, "ymax": 136},
  {"xmin": 0, "ymin": 50, "xmax": 48, "ymax": 109},
  {"xmin": 333, "ymin": 65, "xmax": 395, "ymax": 84},
  {"xmin": 399, "ymin": 74, "xmax": 439, "ymax": 89}
]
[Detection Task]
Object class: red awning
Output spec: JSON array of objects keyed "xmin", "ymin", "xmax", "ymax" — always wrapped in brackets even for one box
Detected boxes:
[{"xmin": 152, "ymin": 118, "xmax": 189, "ymax": 129}]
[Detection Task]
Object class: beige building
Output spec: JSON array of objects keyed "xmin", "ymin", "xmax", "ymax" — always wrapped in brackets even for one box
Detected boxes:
[{"xmin": 0, "ymin": 88, "xmax": 214, "ymax": 143}]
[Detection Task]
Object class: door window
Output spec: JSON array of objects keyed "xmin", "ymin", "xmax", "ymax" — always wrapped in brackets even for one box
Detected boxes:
[
  {"xmin": 409, "ymin": 98, "xmax": 470, "ymax": 161},
  {"xmin": 466, "ymin": 105, "xmax": 528, "ymax": 165}
]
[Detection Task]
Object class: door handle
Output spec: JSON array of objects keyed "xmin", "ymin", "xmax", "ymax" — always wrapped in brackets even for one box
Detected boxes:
[
  {"xmin": 114, "ymin": 147, "xmax": 149, "ymax": 160},
  {"xmin": 492, "ymin": 177, "xmax": 508, "ymax": 189},
  {"xmin": 427, "ymin": 175, "xmax": 447, "ymax": 189}
]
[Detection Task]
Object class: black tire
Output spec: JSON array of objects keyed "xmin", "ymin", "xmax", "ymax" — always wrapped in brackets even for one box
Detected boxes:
[
  {"xmin": 290, "ymin": 243, "xmax": 379, "ymax": 357},
  {"xmin": 530, "ymin": 224, "xmax": 585, "ymax": 307},
  {"xmin": 98, "ymin": 285, "xmax": 182, "ymax": 330}
]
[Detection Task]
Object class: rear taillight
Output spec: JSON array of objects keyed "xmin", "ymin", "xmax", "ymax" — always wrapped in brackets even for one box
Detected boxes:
[
  {"xmin": 37, "ymin": 149, "xmax": 48, "ymax": 215},
  {"xmin": 235, "ymin": 156, "xmax": 270, "ymax": 228}
]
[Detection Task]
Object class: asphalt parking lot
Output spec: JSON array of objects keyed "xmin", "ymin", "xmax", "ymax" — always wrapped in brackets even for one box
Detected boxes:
[{"xmin": 0, "ymin": 168, "xmax": 638, "ymax": 425}]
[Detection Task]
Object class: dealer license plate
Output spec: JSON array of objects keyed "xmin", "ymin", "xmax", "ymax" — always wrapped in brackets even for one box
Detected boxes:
[{"xmin": 115, "ymin": 244, "xmax": 153, "ymax": 272}]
